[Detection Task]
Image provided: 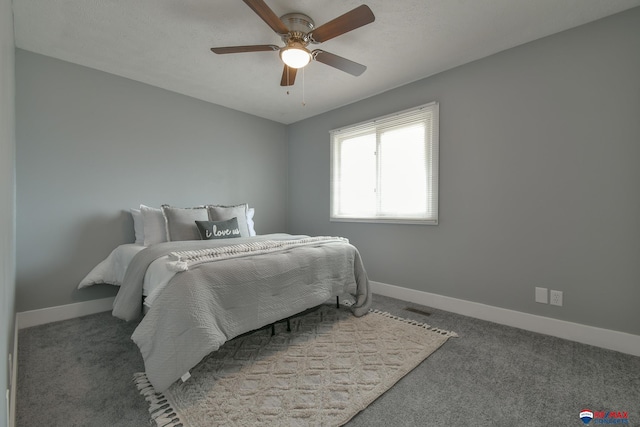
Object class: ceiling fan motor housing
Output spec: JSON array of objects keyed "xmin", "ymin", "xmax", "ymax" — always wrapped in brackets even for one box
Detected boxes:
[
  {"xmin": 280, "ymin": 13, "xmax": 314, "ymax": 33},
  {"xmin": 280, "ymin": 13, "xmax": 314, "ymax": 44}
]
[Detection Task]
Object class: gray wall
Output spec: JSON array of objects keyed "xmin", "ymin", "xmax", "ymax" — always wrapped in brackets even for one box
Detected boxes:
[
  {"xmin": 13, "ymin": 8, "xmax": 640, "ymax": 337},
  {"xmin": 288, "ymin": 8, "xmax": 640, "ymax": 335},
  {"xmin": 1, "ymin": 0, "xmax": 15, "ymax": 424},
  {"xmin": 16, "ymin": 50, "xmax": 288, "ymax": 312}
]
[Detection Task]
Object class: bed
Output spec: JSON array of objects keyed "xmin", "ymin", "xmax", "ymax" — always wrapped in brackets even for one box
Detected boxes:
[{"xmin": 78, "ymin": 204, "xmax": 372, "ymax": 393}]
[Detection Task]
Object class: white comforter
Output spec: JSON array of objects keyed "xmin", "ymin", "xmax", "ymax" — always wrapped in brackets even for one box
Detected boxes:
[{"xmin": 78, "ymin": 243, "xmax": 181, "ymax": 308}]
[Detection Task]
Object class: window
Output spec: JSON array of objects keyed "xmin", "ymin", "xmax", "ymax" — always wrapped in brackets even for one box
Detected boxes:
[{"xmin": 330, "ymin": 102, "xmax": 439, "ymax": 224}]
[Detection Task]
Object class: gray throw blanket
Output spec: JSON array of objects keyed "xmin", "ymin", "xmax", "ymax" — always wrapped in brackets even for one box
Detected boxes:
[
  {"xmin": 112, "ymin": 234, "xmax": 372, "ymax": 392},
  {"xmin": 113, "ymin": 234, "xmax": 310, "ymax": 320}
]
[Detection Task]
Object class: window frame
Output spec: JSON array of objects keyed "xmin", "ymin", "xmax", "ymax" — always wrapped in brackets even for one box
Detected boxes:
[{"xmin": 330, "ymin": 102, "xmax": 439, "ymax": 225}]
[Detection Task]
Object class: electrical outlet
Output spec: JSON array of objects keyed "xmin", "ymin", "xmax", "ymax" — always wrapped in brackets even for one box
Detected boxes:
[
  {"xmin": 535, "ymin": 287, "xmax": 548, "ymax": 304},
  {"xmin": 550, "ymin": 290, "xmax": 563, "ymax": 306}
]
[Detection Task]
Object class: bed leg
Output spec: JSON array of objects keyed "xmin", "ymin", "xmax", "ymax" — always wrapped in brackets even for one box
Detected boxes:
[
  {"xmin": 286, "ymin": 318, "xmax": 291, "ymax": 332},
  {"xmin": 336, "ymin": 296, "xmax": 340, "ymax": 309},
  {"xmin": 271, "ymin": 324, "xmax": 275, "ymax": 336}
]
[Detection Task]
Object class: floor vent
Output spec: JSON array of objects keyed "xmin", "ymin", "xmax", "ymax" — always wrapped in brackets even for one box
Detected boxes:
[{"xmin": 404, "ymin": 307, "xmax": 431, "ymax": 317}]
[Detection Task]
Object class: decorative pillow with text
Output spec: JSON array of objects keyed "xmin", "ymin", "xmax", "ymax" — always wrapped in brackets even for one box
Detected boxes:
[{"xmin": 195, "ymin": 217, "xmax": 242, "ymax": 240}]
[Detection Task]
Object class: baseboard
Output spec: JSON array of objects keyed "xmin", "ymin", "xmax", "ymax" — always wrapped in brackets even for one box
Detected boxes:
[
  {"xmin": 12, "ymin": 288, "xmax": 640, "ymax": 357},
  {"xmin": 16, "ymin": 297, "xmax": 116, "ymax": 330},
  {"xmin": 9, "ymin": 320, "xmax": 17, "ymax": 427},
  {"xmin": 371, "ymin": 281, "xmax": 640, "ymax": 357}
]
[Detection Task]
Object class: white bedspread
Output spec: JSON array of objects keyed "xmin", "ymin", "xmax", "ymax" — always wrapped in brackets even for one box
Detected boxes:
[
  {"xmin": 78, "ymin": 244, "xmax": 144, "ymax": 288},
  {"xmin": 78, "ymin": 243, "xmax": 178, "ymax": 308}
]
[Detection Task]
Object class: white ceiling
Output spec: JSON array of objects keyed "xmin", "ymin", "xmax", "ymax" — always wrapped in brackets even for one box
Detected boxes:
[{"xmin": 12, "ymin": 0, "xmax": 640, "ymax": 124}]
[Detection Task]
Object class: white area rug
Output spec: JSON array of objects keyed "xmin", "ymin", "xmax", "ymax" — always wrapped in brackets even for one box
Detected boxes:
[{"xmin": 135, "ymin": 305, "xmax": 457, "ymax": 427}]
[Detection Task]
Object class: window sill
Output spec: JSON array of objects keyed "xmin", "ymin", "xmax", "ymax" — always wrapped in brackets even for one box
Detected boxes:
[{"xmin": 330, "ymin": 217, "xmax": 438, "ymax": 225}]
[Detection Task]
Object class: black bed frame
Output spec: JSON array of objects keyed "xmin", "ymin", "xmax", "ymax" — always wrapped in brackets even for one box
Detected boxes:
[{"xmin": 269, "ymin": 296, "xmax": 341, "ymax": 336}]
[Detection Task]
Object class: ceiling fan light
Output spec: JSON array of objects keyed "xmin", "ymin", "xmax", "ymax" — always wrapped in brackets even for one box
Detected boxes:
[{"xmin": 280, "ymin": 45, "xmax": 311, "ymax": 69}]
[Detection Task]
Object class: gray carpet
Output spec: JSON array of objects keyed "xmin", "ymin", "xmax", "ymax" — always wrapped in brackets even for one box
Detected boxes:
[{"xmin": 17, "ymin": 294, "xmax": 640, "ymax": 426}]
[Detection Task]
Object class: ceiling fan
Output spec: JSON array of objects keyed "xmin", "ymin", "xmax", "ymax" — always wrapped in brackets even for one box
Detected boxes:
[{"xmin": 211, "ymin": 0, "xmax": 375, "ymax": 86}]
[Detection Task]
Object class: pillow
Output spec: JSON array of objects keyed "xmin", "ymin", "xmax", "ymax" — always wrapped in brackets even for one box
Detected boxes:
[
  {"xmin": 140, "ymin": 205, "xmax": 168, "ymax": 246},
  {"xmin": 247, "ymin": 207, "xmax": 256, "ymax": 237},
  {"xmin": 161, "ymin": 205, "xmax": 209, "ymax": 241},
  {"xmin": 130, "ymin": 208, "xmax": 144, "ymax": 245},
  {"xmin": 207, "ymin": 204, "xmax": 251, "ymax": 237},
  {"xmin": 195, "ymin": 218, "xmax": 242, "ymax": 240}
]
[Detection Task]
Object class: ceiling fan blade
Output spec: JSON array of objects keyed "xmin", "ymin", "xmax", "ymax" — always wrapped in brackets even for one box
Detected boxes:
[
  {"xmin": 211, "ymin": 45, "xmax": 279, "ymax": 54},
  {"xmin": 280, "ymin": 65, "xmax": 297, "ymax": 86},
  {"xmin": 308, "ymin": 5, "xmax": 375, "ymax": 43},
  {"xmin": 243, "ymin": 0, "xmax": 290, "ymax": 35},
  {"xmin": 312, "ymin": 50, "xmax": 366, "ymax": 76}
]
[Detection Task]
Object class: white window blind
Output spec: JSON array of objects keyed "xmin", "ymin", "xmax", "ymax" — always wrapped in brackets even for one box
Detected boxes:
[{"xmin": 330, "ymin": 102, "xmax": 439, "ymax": 224}]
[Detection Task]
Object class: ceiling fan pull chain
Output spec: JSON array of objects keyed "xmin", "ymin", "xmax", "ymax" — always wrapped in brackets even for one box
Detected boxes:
[
  {"xmin": 286, "ymin": 65, "xmax": 291, "ymax": 95},
  {"xmin": 302, "ymin": 67, "xmax": 306, "ymax": 107}
]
